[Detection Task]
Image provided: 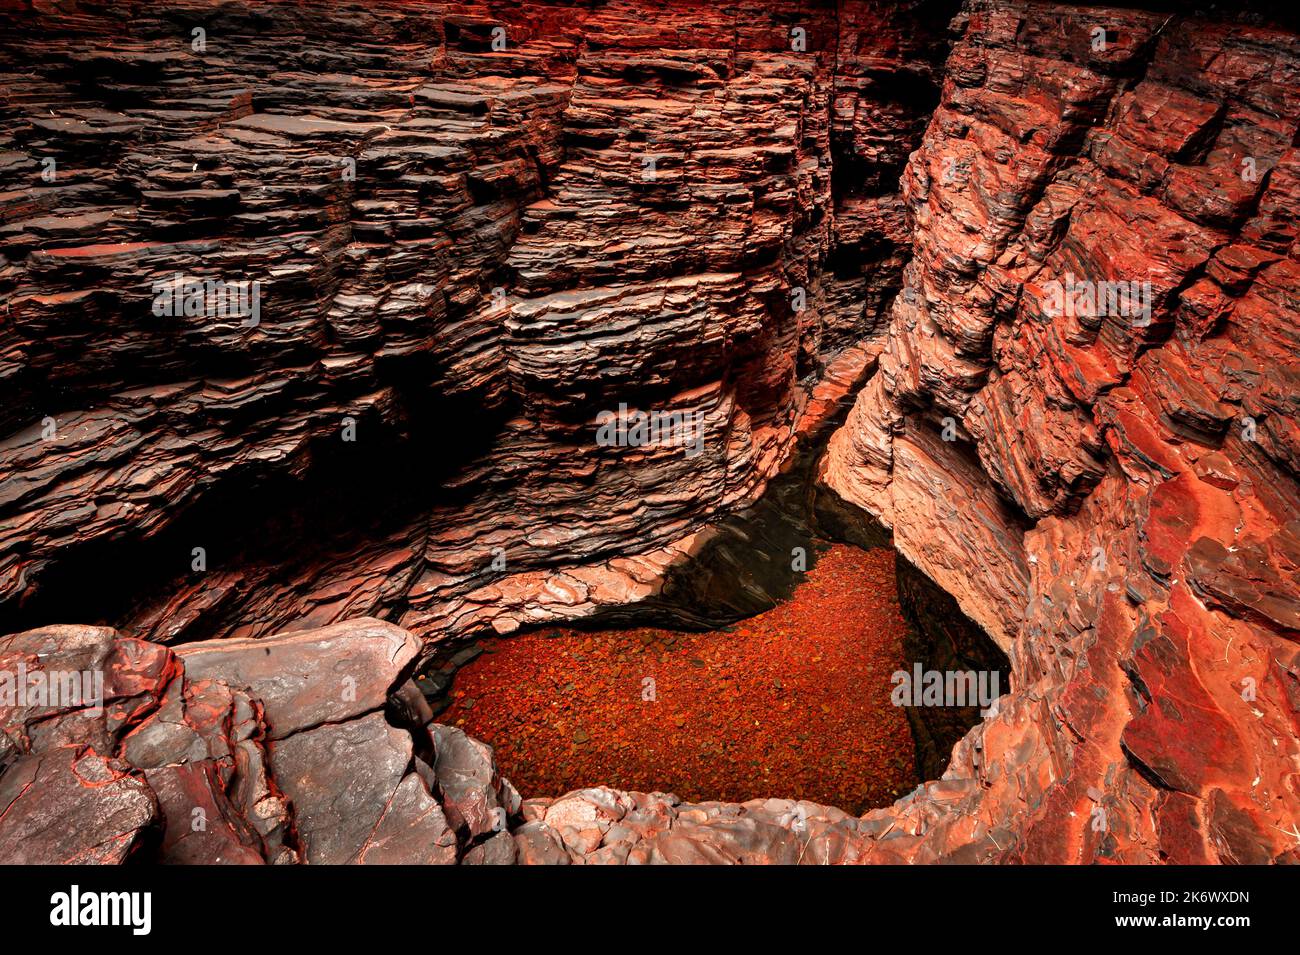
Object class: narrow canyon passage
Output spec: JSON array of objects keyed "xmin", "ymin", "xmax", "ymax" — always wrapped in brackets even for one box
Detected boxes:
[
  {"xmin": 1, "ymin": 0, "xmax": 1298, "ymax": 874},
  {"xmin": 439, "ymin": 544, "xmax": 918, "ymax": 813}
]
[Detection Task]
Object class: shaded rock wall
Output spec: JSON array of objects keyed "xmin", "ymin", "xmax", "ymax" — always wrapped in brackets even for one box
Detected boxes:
[
  {"xmin": 821, "ymin": 0, "xmax": 1300, "ymax": 862},
  {"xmin": 895, "ymin": 554, "xmax": 1011, "ymax": 781},
  {"xmin": 0, "ymin": 0, "xmax": 952, "ymax": 653}
]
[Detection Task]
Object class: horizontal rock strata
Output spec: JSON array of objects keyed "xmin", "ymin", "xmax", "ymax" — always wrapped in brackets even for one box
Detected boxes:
[{"xmin": 0, "ymin": 0, "xmax": 948, "ymax": 648}]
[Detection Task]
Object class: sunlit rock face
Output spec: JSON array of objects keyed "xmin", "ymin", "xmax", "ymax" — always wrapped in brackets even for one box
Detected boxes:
[
  {"xmin": 1, "ymin": 0, "xmax": 1298, "ymax": 866},
  {"xmin": 821, "ymin": 1, "xmax": 1300, "ymax": 863}
]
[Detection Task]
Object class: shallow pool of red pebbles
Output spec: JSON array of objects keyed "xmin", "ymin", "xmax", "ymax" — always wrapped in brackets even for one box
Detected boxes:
[{"xmin": 441, "ymin": 543, "xmax": 918, "ymax": 813}]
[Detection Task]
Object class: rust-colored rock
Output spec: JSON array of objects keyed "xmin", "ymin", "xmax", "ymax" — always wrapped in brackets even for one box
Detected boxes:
[
  {"xmin": 1, "ymin": 0, "xmax": 1298, "ymax": 867},
  {"xmin": 821, "ymin": 0, "xmax": 1300, "ymax": 863}
]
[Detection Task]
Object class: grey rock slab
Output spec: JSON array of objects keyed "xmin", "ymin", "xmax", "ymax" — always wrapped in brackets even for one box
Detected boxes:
[
  {"xmin": 0, "ymin": 746, "xmax": 158, "ymax": 864},
  {"xmin": 176, "ymin": 618, "xmax": 418, "ymax": 739},
  {"xmin": 269, "ymin": 711, "xmax": 412, "ymax": 865}
]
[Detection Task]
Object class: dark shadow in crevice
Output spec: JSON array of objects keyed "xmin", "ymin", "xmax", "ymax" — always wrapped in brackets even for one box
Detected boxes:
[{"xmin": 0, "ymin": 383, "xmax": 509, "ymax": 640}]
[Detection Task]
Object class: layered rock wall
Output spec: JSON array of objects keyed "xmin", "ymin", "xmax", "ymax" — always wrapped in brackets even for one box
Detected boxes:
[
  {"xmin": 822, "ymin": 0, "xmax": 1300, "ymax": 863},
  {"xmin": 0, "ymin": 0, "xmax": 948, "ymax": 651}
]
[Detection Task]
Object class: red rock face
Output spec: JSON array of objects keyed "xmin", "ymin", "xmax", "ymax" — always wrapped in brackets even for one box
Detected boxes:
[
  {"xmin": 1, "ymin": 0, "xmax": 1298, "ymax": 865},
  {"xmin": 821, "ymin": 1, "xmax": 1300, "ymax": 862}
]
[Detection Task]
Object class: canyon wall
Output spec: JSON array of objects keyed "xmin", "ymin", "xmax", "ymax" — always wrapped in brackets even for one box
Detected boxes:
[
  {"xmin": 1, "ymin": 0, "xmax": 1298, "ymax": 864},
  {"xmin": 822, "ymin": 0, "xmax": 1300, "ymax": 862},
  {"xmin": 0, "ymin": 0, "xmax": 951, "ymax": 650}
]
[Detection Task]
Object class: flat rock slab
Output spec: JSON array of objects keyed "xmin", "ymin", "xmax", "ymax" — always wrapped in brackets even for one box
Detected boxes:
[
  {"xmin": 270, "ymin": 711, "xmax": 414, "ymax": 865},
  {"xmin": 177, "ymin": 618, "xmax": 419, "ymax": 739},
  {"xmin": 356, "ymin": 773, "xmax": 458, "ymax": 866}
]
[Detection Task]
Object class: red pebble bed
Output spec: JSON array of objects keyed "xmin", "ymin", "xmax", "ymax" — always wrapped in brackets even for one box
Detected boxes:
[{"xmin": 442, "ymin": 543, "xmax": 919, "ymax": 813}]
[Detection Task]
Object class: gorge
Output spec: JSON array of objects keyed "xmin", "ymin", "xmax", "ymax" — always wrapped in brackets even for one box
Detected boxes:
[{"xmin": 1, "ymin": 0, "xmax": 1298, "ymax": 867}]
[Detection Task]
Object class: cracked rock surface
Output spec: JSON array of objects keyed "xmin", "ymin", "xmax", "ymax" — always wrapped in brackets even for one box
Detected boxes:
[{"xmin": 821, "ymin": 0, "xmax": 1300, "ymax": 862}]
